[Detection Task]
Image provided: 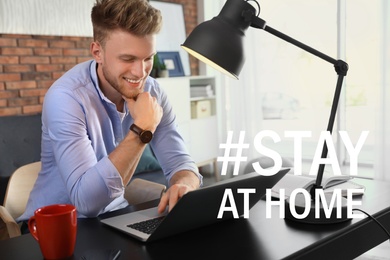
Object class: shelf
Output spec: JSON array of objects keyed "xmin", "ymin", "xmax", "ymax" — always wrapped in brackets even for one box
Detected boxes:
[
  {"xmin": 156, "ymin": 76, "xmax": 218, "ymax": 170},
  {"xmin": 190, "ymin": 96, "xmax": 216, "ymax": 102}
]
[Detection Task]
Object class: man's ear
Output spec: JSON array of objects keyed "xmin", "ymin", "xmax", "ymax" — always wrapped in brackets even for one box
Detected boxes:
[{"xmin": 90, "ymin": 42, "xmax": 102, "ymax": 63}]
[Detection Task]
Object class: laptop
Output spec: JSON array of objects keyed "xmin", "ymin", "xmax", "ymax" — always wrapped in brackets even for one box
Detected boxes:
[{"xmin": 101, "ymin": 169, "xmax": 289, "ymax": 242}]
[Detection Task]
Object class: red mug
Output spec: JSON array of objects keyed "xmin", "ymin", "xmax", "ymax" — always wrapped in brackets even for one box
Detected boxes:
[{"xmin": 28, "ymin": 204, "xmax": 77, "ymax": 259}]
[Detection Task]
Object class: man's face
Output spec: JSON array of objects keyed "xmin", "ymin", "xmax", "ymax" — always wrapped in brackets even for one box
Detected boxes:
[{"xmin": 93, "ymin": 29, "xmax": 156, "ymax": 99}]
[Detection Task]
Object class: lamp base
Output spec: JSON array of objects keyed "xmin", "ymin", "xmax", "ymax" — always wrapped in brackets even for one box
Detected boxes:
[{"xmin": 285, "ymin": 193, "xmax": 351, "ymax": 224}]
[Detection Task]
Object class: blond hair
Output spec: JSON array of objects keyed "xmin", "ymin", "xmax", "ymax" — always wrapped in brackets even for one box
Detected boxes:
[{"xmin": 91, "ymin": 0, "xmax": 162, "ymax": 46}]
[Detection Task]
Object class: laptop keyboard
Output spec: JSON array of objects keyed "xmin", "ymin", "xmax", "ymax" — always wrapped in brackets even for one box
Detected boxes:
[{"xmin": 127, "ymin": 216, "xmax": 165, "ymax": 234}]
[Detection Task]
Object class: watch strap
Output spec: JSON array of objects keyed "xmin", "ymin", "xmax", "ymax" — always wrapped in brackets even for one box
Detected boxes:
[{"xmin": 130, "ymin": 124, "xmax": 153, "ymax": 143}]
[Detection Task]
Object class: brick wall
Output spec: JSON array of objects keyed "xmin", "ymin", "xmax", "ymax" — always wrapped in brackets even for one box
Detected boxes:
[
  {"xmin": 0, "ymin": 0, "xmax": 198, "ymax": 116},
  {"xmin": 0, "ymin": 35, "xmax": 92, "ymax": 116}
]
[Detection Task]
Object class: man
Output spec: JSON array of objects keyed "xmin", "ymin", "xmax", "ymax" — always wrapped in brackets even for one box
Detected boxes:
[{"xmin": 18, "ymin": 0, "xmax": 202, "ymax": 222}]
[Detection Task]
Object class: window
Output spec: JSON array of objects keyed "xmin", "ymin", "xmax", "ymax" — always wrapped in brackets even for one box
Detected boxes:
[
  {"xmin": 203, "ymin": 0, "xmax": 386, "ymax": 179},
  {"xmin": 252, "ymin": 0, "xmax": 381, "ymax": 177}
]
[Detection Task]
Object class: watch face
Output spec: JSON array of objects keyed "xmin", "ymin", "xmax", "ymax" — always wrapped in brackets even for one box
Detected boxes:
[{"xmin": 140, "ymin": 130, "xmax": 153, "ymax": 143}]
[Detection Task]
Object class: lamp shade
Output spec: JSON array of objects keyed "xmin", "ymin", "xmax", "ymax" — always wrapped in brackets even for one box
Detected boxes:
[{"xmin": 181, "ymin": 0, "xmax": 256, "ymax": 79}]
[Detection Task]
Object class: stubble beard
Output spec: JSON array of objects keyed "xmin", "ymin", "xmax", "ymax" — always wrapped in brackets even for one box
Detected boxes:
[{"xmin": 102, "ymin": 66, "xmax": 142, "ymax": 100}]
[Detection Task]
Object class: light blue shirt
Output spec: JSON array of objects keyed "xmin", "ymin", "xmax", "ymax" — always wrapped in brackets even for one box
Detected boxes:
[{"xmin": 18, "ymin": 60, "xmax": 202, "ymax": 221}]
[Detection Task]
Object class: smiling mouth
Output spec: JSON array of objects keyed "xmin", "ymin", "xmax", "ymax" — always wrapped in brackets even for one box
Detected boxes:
[{"xmin": 124, "ymin": 77, "xmax": 142, "ymax": 84}]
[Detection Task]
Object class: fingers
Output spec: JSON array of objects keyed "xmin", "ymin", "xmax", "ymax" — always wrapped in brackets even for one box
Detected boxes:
[
  {"xmin": 126, "ymin": 97, "xmax": 135, "ymax": 111},
  {"xmin": 157, "ymin": 192, "xmax": 168, "ymax": 214},
  {"xmin": 157, "ymin": 184, "xmax": 190, "ymax": 214},
  {"xmin": 167, "ymin": 187, "xmax": 180, "ymax": 212},
  {"xmin": 125, "ymin": 92, "xmax": 163, "ymax": 131}
]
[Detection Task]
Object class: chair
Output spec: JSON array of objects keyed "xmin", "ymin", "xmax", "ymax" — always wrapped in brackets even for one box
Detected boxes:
[
  {"xmin": 0, "ymin": 161, "xmax": 166, "ymax": 240},
  {"xmin": 0, "ymin": 114, "xmax": 42, "ymax": 205},
  {"xmin": 0, "ymin": 161, "xmax": 41, "ymax": 239},
  {"xmin": 124, "ymin": 178, "xmax": 166, "ymax": 206}
]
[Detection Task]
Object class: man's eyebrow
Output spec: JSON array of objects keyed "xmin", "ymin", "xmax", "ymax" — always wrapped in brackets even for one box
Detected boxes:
[
  {"xmin": 118, "ymin": 54, "xmax": 137, "ymax": 59},
  {"xmin": 118, "ymin": 53, "xmax": 155, "ymax": 60}
]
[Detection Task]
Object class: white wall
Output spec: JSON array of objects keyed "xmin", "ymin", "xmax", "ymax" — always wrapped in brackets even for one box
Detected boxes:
[{"xmin": 0, "ymin": 0, "xmax": 95, "ymax": 36}]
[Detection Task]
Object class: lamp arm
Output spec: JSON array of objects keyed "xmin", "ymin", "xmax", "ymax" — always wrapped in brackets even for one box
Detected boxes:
[
  {"xmin": 311, "ymin": 73, "xmax": 345, "ymax": 194},
  {"xmin": 250, "ymin": 16, "xmax": 349, "ymax": 193},
  {"xmin": 250, "ymin": 17, "xmax": 343, "ymax": 69}
]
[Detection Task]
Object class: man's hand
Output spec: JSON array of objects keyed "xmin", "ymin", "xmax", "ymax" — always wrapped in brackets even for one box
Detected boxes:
[
  {"xmin": 157, "ymin": 183, "xmax": 193, "ymax": 214},
  {"xmin": 125, "ymin": 92, "xmax": 162, "ymax": 131},
  {"xmin": 157, "ymin": 170, "xmax": 200, "ymax": 214},
  {"xmin": 109, "ymin": 92, "xmax": 162, "ymax": 185}
]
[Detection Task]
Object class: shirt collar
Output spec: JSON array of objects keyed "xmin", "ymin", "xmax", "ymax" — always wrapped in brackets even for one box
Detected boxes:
[{"xmin": 89, "ymin": 60, "xmax": 129, "ymax": 114}]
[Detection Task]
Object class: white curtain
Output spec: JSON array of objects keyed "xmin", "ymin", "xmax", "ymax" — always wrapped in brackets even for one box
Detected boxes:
[
  {"xmin": 200, "ymin": 0, "xmax": 390, "ymax": 180},
  {"xmin": 375, "ymin": 0, "xmax": 390, "ymax": 181}
]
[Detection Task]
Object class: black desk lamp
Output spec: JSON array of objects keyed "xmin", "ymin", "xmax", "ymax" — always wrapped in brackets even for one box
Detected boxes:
[{"xmin": 182, "ymin": 0, "xmax": 350, "ymax": 224}]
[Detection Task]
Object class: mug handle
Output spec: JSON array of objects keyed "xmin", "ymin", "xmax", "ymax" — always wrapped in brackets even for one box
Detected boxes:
[{"xmin": 28, "ymin": 216, "xmax": 39, "ymax": 241}]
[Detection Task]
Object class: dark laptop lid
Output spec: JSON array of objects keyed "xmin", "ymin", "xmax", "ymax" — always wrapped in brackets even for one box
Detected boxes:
[{"xmin": 148, "ymin": 169, "xmax": 289, "ymax": 241}]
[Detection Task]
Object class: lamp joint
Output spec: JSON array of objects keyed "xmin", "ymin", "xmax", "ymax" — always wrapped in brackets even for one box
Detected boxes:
[
  {"xmin": 334, "ymin": 60, "xmax": 349, "ymax": 76},
  {"xmin": 250, "ymin": 16, "xmax": 266, "ymax": 30}
]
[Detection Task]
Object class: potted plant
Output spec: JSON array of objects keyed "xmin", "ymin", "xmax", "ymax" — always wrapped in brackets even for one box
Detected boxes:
[{"xmin": 150, "ymin": 54, "xmax": 168, "ymax": 78}]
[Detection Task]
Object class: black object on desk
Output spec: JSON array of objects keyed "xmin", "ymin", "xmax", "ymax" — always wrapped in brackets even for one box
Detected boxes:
[
  {"xmin": 1, "ymin": 179, "xmax": 390, "ymax": 260},
  {"xmin": 101, "ymin": 170, "xmax": 289, "ymax": 242}
]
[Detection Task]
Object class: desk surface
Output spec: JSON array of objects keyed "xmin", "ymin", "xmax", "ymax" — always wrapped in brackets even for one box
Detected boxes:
[{"xmin": 1, "ymin": 178, "xmax": 390, "ymax": 260}]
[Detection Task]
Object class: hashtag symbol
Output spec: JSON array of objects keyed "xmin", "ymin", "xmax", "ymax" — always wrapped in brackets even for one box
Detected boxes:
[{"xmin": 217, "ymin": 131, "xmax": 249, "ymax": 176}]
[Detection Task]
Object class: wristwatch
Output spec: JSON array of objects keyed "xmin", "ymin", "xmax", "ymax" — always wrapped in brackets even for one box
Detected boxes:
[{"xmin": 130, "ymin": 124, "xmax": 153, "ymax": 143}]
